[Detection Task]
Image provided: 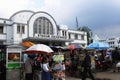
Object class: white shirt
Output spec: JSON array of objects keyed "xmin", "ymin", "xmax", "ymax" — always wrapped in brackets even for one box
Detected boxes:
[{"xmin": 42, "ymin": 63, "xmax": 49, "ymax": 72}]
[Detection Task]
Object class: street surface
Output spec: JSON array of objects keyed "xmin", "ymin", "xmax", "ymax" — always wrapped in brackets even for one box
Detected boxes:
[
  {"xmin": 66, "ymin": 70, "xmax": 120, "ymax": 80},
  {"xmin": 6, "ymin": 69, "xmax": 120, "ymax": 80}
]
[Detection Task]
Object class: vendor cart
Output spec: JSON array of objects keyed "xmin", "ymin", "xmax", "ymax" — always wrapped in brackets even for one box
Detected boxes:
[{"xmin": 6, "ymin": 45, "xmax": 22, "ymax": 80}]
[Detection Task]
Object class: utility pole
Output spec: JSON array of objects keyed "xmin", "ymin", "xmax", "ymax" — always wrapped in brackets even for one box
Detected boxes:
[{"xmin": 76, "ymin": 17, "xmax": 79, "ymax": 30}]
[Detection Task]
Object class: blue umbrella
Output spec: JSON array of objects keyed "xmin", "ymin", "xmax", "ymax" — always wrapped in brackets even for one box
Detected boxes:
[{"xmin": 86, "ymin": 42, "xmax": 109, "ymax": 50}]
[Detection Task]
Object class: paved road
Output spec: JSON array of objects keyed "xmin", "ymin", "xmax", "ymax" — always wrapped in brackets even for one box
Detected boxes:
[
  {"xmin": 95, "ymin": 70, "xmax": 120, "ymax": 80},
  {"xmin": 66, "ymin": 70, "xmax": 120, "ymax": 80},
  {"xmin": 7, "ymin": 69, "xmax": 120, "ymax": 80}
]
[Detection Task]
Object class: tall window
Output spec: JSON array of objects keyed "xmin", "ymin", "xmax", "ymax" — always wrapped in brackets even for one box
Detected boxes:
[
  {"xmin": 62, "ymin": 31, "xmax": 64, "ymax": 36},
  {"xmin": 62, "ymin": 30, "xmax": 67, "ymax": 36},
  {"xmin": 68, "ymin": 33, "xmax": 71, "ymax": 39},
  {"xmin": 81, "ymin": 35, "xmax": 84, "ymax": 40},
  {"xmin": 75, "ymin": 34, "xmax": 78, "ymax": 39},
  {"xmin": 0, "ymin": 25, "xmax": 3, "ymax": 34},
  {"xmin": 17, "ymin": 24, "xmax": 25, "ymax": 34},
  {"xmin": 22, "ymin": 25, "xmax": 25, "ymax": 33},
  {"xmin": 34, "ymin": 17, "xmax": 53, "ymax": 35}
]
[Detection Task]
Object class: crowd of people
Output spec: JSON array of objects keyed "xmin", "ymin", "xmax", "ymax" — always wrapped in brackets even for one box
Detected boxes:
[
  {"xmin": 1, "ymin": 47, "xmax": 120, "ymax": 80},
  {"xmin": 64, "ymin": 49, "xmax": 96, "ymax": 79},
  {"xmin": 23, "ymin": 47, "xmax": 120, "ymax": 80},
  {"xmin": 24, "ymin": 51, "xmax": 65, "ymax": 80},
  {"xmin": 24, "ymin": 53, "xmax": 53, "ymax": 80},
  {"xmin": 64, "ymin": 47, "xmax": 120, "ymax": 80},
  {"xmin": 23, "ymin": 49, "xmax": 96, "ymax": 80}
]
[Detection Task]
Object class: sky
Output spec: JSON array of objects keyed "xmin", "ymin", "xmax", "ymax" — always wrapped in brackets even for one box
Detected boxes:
[{"xmin": 0, "ymin": 0, "xmax": 120, "ymax": 39}]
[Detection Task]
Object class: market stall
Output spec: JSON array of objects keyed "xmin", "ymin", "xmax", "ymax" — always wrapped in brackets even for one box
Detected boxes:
[{"xmin": 52, "ymin": 54, "xmax": 65, "ymax": 80}]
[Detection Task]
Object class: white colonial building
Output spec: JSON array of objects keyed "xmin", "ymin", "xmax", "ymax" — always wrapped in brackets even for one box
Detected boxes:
[
  {"xmin": 0, "ymin": 10, "xmax": 87, "ymax": 47},
  {"xmin": 106, "ymin": 37, "xmax": 120, "ymax": 48}
]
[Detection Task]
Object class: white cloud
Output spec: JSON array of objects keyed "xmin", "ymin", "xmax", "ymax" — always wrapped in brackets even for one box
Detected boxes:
[
  {"xmin": 38, "ymin": 0, "xmax": 86, "ymax": 25},
  {"xmin": 0, "ymin": 0, "xmax": 35, "ymax": 18},
  {"xmin": 94, "ymin": 25, "xmax": 120, "ymax": 39},
  {"xmin": 111, "ymin": 0, "xmax": 120, "ymax": 7},
  {"xmin": 0, "ymin": 0, "xmax": 120, "ymax": 39}
]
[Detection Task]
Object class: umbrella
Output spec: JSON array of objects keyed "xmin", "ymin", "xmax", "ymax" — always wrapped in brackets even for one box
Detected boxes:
[
  {"xmin": 86, "ymin": 41, "xmax": 109, "ymax": 50},
  {"xmin": 50, "ymin": 46, "xmax": 68, "ymax": 52},
  {"xmin": 24, "ymin": 44, "xmax": 54, "ymax": 54},
  {"xmin": 68, "ymin": 43, "xmax": 84, "ymax": 50},
  {"xmin": 50, "ymin": 46, "xmax": 60, "ymax": 52},
  {"xmin": 24, "ymin": 44, "xmax": 53, "ymax": 80}
]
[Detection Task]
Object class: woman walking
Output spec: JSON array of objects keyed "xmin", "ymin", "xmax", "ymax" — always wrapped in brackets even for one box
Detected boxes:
[{"xmin": 41, "ymin": 56, "xmax": 52, "ymax": 80}]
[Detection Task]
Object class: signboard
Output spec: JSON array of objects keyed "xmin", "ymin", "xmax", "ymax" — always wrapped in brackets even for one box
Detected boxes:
[
  {"xmin": 6, "ymin": 45, "xmax": 22, "ymax": 68},
  {"xmin": 7, "ymin": 53, "xmax": 20, "ymax": 68}
]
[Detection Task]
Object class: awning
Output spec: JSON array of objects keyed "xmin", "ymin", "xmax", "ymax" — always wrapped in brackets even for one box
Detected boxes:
[
  {"xmin": 22, "ymin": 37, "xmax": 73, "ymax": 42},
  {"xmin": 20, "ymin": 41, "xmax": 35, "ymax": 48}
]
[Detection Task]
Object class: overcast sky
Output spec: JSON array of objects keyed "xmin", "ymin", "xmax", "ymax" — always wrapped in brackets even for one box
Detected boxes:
[{"xmin": 0, "ymin": 0, "xmax": 120, "ymax": 39}]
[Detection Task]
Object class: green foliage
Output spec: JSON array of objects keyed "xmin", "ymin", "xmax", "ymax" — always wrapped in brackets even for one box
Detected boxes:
[{"xmin": 78, "ymin": 26, "xmax": 93, "ymax": 44}]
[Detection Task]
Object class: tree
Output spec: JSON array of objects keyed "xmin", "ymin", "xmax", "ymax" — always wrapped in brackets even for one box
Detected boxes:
[{"xmin": 78, "ymin": 26, "xmax": 93, "ymax": 44}]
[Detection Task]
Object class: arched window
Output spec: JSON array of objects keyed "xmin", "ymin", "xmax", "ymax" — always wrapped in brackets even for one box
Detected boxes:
[{"xmin": 33, "ymin": 17, "xmax": 53, "ymax": 35}]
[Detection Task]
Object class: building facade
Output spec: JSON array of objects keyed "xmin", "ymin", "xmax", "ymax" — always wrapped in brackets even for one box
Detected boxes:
[
  {"xmin": 106, "ymin": 37, "xmax": 120, "ymax": 48},
  {"xmin": 0, "ymin": 10, "xmax": 87, "ymax": 47}
]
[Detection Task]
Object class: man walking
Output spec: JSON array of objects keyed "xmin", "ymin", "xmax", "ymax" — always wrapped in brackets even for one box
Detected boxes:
[{"xmin": 81, "ymin": 50, "xmax": 95, "ymax": 80}]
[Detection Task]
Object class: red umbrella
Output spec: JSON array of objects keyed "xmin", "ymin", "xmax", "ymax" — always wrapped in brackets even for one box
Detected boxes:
[{"xmin": 68, "ymin": 44, "xmax": 84, "ymax": 50}]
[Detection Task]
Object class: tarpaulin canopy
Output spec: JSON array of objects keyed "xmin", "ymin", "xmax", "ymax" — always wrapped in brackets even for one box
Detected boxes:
[
  {"xmin": 21, "ymin": 41, "xmax": 35, "ymax": 48},
  {"xmin": 86, "ymin": 41, "xmax": 109, "ymax": 50}
]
